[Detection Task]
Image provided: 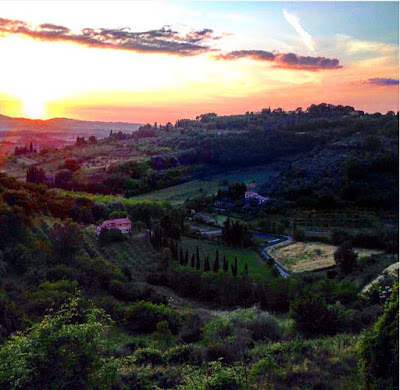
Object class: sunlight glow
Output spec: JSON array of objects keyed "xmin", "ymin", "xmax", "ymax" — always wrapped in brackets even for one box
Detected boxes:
[{"xmin": 22, "ymin": 95, "xmax": 46, "ymax": 119}]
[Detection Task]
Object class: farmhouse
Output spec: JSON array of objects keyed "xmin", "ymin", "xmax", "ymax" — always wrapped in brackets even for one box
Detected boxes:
[
  {"xmin": 95, "ymin": 217, "xmax": 132, "ymax": 236},
  {"xmin": 244, "ymin": 191, "xmax": 270, "ymax": 205}
]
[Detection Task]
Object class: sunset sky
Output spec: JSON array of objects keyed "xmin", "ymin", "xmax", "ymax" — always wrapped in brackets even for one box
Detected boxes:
[{"xmin": 0, "ymin": 1, "xmax": 398, "ymax": 123}]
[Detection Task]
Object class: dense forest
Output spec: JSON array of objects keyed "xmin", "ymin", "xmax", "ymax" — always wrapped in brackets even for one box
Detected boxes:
[{"xmin": 18, "ymin": 104, "xmax": 398, "ymax": 204}]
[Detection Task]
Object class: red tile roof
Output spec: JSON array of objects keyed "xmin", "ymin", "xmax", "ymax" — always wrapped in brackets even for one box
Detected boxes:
[{"xmin": 101, "ymin": 218, "xmax": 131, "ymax": 229}]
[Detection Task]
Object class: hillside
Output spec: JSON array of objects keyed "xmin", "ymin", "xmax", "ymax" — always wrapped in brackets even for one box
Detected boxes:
[
  {"xmin": 0, "ymin": 105, "xmax": 398, "ymax": 389},
  {"xmin": 0, "ymin": 113, "xmax": 142, "ymax": 133}
]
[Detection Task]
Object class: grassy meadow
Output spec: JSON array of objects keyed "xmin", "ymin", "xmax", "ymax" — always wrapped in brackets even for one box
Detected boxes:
[
  {"xmin": 131, "ymin": 164, "xmax": 278, "ymax": 204},
  {"xmin": 178, "ymin": 236, "xmax": 273, "ymax": 283}
]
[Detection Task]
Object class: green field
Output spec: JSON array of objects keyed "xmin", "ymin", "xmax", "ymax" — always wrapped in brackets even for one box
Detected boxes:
[
  {"xmin": 178, "ymin": 236, "xmax": 273, "ymax": 283},
  {"xmin": 130, "ymin": 164, "xmax": 278, "ymax": 204},
  {"xmin": 54, "ymin": 189, "xmax": 168, "ymax": 207}
]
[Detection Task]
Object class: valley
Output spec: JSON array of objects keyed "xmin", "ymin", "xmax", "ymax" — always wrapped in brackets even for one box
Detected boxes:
[{"xmin": 0, "ymin": 105, "xmax": 398, "ymax": 389}]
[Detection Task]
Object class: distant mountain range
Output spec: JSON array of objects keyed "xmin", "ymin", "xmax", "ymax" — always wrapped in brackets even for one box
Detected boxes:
[{"xmin": 0, "ymin": 114, "xmax": 142, "ymax": 134}]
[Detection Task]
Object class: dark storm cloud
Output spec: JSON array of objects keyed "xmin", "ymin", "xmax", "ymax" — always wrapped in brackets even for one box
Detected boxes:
[
  {"xmin": 216, "ymin": 50, "xmax": 342, "ymax": 71},
  {"xmin": 365, "ymin": 78, "xmax": 399, "ymax": 86},
  {"xmin": 0, "ymin": 17, "xmax": 221, "ymax": 56}
]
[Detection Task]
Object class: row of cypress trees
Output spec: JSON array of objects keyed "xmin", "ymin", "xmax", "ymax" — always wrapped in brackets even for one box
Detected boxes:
[
  {"xmin": 171, "ymin": 245, "xmax": 248, "ymax": 277},
  {"xmin": 149, "ymin": 227, "xmax": 249, "ymax": 277}
]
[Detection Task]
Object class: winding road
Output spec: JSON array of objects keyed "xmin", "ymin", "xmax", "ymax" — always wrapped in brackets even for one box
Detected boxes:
[
  {"xmin": 200, "ymin": 228, "xmax": 293, "ymax": 278},
  {"xmin": 257, "ymin": 233, "xmax": 293, "ymax": 278}
]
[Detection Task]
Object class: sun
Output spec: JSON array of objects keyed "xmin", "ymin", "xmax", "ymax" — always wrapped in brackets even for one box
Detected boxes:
[{"xmin": 22, "ymin": 96, "xmax": 46, "ymax": 119}]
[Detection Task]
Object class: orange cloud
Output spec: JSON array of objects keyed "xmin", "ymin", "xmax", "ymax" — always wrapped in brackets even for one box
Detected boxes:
[
  {"xmin": 215, "ymin": 50, "xmax": 342, "ymax": 71},
  {"xmin": 0, "ymin": 17, "xmax": 221, "ymax": 56}
]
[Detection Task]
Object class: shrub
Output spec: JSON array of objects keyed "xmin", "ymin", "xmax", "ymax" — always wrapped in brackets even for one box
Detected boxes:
[
  {"xmin": 202, "ymin": 317, "xmax": 235, "ymax": 346},
  {"xmin": 123, "ymin": 301, "xmax": 181, "ymax": 334},
  {"xmin": 133, "ymin": 347, "xmax": 165, "ymax": 366},
  {"xmin": 201, "ymin": 317, "xmax": 252, "ymax": 363},
  {"xmin": 48, "ymin": 220, "xmax": 83, "ymax": 262},
  {"xmin": 99, "ymin": 228, "xmax": 126, "ymax": 245},
  {"xmin": 334, "ymin": 243, "xmax": 357, "ymax": 274},
  {"xmin": 178, "ymin": 361, "xmax": 245, "ymax": 390},
  {"xmin": 179, "ymin": 311, "xmax": 204, "ymax": 343},
  {"xmin": 164, "ymin": 344, "xmax": 196, "ymax": 364},
  {"xmin": 0, "ymin": 298, "xmax": 120, "ymax": 390},
  {"xmin": 23, "ymin": 280, "xmax": 79, "ymax": 317},
  {"xmin": 290, "ymin": 295, "xmax": 339, "ymax": 338},
  {"xmin": 0, "ymin": 290, "xmax": 21, "ymax": 342},
  {"xmin": 359, "ymin": 283, "xmax": 399, "ymax": 389},
  {"xmin": 363, "ymin": 272, "xmax": 397, "ymax": 305},
  {"xmin": 238, "ymin": 312, "xmax": 281, "ymax": 342}
]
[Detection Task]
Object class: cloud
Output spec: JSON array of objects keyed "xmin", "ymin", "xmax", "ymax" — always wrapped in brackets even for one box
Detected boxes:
[
  {"xmin": 336, "ymin": 34, "xmax": 398, "ymax": 55},
  {"xmin": 216, "ymin": 50, "xmax": 342, "ymax": 71},
  {"xmin": 283, "ymin": 9, "xmax": 314, "ymax": 51},
  {"xmin": 365, "ymin": 78, "xmax": 399, "ymax": 86},
  {"xmin": 0, "ymin": 17, "xmax": 221, "ymax": 56}
]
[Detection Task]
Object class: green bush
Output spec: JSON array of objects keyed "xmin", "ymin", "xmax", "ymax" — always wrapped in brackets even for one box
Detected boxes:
[
  {"xmin": 228, "ymin": 308, "xmax": 281, "ymax": 341},
  {"xmin": 178, "ymin": 361, "xmax": 245, "ymax": 390},
  {"xmin": 179, "ymin": 311, "xmax": 204, "ymax": 343},
  {"xmin": 164, "ymin": 344, "xmax": 197, "ymax": 364},
  {"xmin": 23, "ymin": 280, "xmax": 79, "ymax": 317},
  {"xmin": 133, "ymin": 347, "xmax": 165, "ymax": 366},
  {"xmin": 290, "ymin": 295, "xmax": 340, "ymax": 338},
  {"xmin": 124, "ymin": 301, "xmax": 181, "ymax": 334},
  {"xmin": 0, "ymin": 298, "xmax": 120, "ymax": 390},
  {"xmin": 0, "ymin": 290, "xmax": 21, "ymax": 341},
  {"xmin": 359, "ymin": 283, "xmax": 399, "ymax": 389},
  {"xmin": 202, "ymin": 317, "xmax": 235, "ymax": 346}
]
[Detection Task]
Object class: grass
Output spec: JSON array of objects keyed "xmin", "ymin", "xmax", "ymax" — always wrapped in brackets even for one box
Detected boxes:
[
  {"xmin": 270, "ymin": 241, "xmax": 384, "ymax": 273},
  {"xmin": 362, "ymin": 261, "xmax": 399, "ymax": 293},
  {"xmin": 83, "ymin": 228, "xmax": 157, "ymax": 276},
  {"xmin": 178, "ymin": 236, "xmax": 273, "ymax": 283},
  {"xmin": 54, "ymin": 189, "xmax": 167, "ymax": 207},
  {"xmin": 130, "ymin": 164, "xmax": 278, "ymax": 205},
  {"xmin": 249, "ymin": 333, "xmax": 361, "ymax": 389}
]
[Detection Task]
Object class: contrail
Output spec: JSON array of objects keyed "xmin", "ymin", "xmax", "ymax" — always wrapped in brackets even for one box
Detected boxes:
[{"xmin": 283, "ymin": 9, "xmax": 315, "ymax": 51}]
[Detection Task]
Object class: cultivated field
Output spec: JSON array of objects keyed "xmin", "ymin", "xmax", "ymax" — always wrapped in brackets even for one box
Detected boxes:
[{"xmin": 270, "ymin": 241, "xmax": 384, "ymax": 273}]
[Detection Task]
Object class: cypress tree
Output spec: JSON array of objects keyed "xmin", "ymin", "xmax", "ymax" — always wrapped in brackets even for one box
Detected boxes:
[
  {"xmin": 223, "ymin": 255, "xmax": 228, "ymax": 272},
  {"xmin": 244, "ymin": 262, "xmax": 248, "ymax": 276},
  {"xmin": 179, "ymin": 247, "xmax": 184, "ymax": 265},
  {"xmin": 196, "ymin": 254, "xmax": 200, "ymax": 270},
  {"xmin": 206, "ymin": 257, "xmax": 211, "ymax": 272},
  {"xmin": 231, "ymin": 257, "xmax": 238, "ymax": 276},
  {"xmin": 185, "ymin": 249, "xmax": 189, "ymax": 266},
  {"xmin": 196, "ymin": 246, "xmax": 200, "ymax": 269},
  {"xmin": 191, "ymin": 254, "xmax": 195, "ymax": 268},
  {"xmin": 213, "ymin": 252, "xmax": 219, "ymax": 273}
]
